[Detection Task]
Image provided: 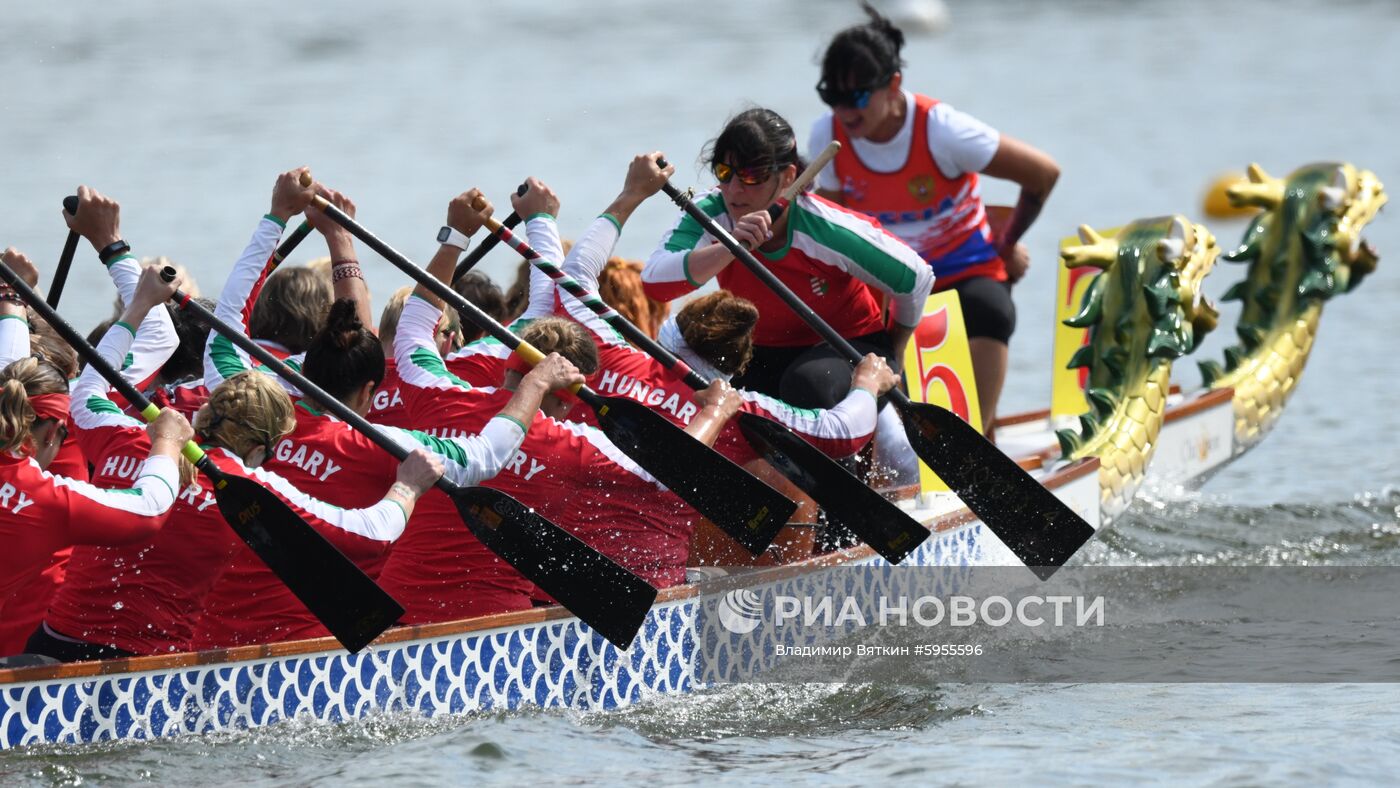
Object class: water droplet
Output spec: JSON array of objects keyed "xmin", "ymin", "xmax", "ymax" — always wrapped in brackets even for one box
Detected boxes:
[{"xmin": 112, "ymin": 601, "xmax": 124, "ymax": 610}]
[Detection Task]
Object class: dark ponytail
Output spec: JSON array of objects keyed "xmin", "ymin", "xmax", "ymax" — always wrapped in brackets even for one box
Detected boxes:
[
  {"xmin": 300, "ymin": 298, "xmax": 385, "ymax": 402},
  {"xmin": 820, "ymin": 1, "xmax": 906, "ymax": 90}
]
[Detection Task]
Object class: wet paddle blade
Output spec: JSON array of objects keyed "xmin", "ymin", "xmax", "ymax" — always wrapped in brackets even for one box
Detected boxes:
[
  {"xmin": 895, "ymin": 400, "xmax": 1095, "ymax": 578},
  {"xmin": 591, "ymin": 395, "xmax": 795, "ymax": 555},
  {"xmin": 212, "ymin": 473, "xmax": 404, "ymax": 652},
  {"xmin": 451, "ymin": 485, "xmax": 658, "ymax": 649},
  {"xmin": 736, "ymin": 412, "xmax": 931, "ymax": 564}
]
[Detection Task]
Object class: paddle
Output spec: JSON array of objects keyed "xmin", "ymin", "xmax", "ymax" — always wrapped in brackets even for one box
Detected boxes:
[
  {"xmin": 480, "ymin": 202, "xmax": 930, "ymax": 564},
  {"xmin": 451, "ymin": 184, "xmax": 528, "ymax": 283},
  {"xmin": 162, "ymin": 270, "xmax": 657, "ymax": 648},
  {"xmin": 308, "ymin": 192, "xmax": 797, "ymax": 556},
  {"xmin": 0, "ymin": 261, "xmax": 404, "ymax": 652},
  {"xmin": 657, "ymin": 163, "xmax": 1096, "ymax": 578},
  {"xmin": 270, "ymin": 219, "xmax": 315, "ymax": 269},
  {"xmin": 46, "ymin": 196, "xmax": 80, "ymax": 307}
]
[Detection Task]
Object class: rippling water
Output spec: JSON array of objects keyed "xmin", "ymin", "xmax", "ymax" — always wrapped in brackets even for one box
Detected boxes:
[{"xmin": 2, "ymin": 0, "xmax": 1398, "ymax": 783}]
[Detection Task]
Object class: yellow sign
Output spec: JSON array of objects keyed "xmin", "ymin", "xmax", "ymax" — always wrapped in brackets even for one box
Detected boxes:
[
  {"xmin": 1050, "ymin": 227, "xmax": 1119, "ymax": 419},
  {"xmin": 904, "ymin": 290, "xmax": 980, "ymax": 493}
]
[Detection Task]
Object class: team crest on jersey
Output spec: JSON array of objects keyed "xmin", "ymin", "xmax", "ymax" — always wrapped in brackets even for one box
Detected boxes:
[
  {"xmin": 840, "ymin": 175, "xmax": 867, "ymax": 203},
  {"xmin": 810, "ymin": 276, "xmax": 830, "ymax": 296},
  {"xmin": 907, "ymin": 174, "xmax": 937, "ymax": 204}
]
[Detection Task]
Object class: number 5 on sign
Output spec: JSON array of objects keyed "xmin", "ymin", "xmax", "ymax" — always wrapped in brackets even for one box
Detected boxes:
[{"xmin": 903, "ymin": 290, "xmax": 980, "ymax": 493}]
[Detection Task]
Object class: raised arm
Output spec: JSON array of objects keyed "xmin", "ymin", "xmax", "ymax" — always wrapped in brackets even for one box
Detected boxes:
[
  {"xmin": 0, "ymin": 248, "xmax": 39, "ymax": 364},
  {"xmin": 205, "ymin": 168, "xmax": 315, "ymax": 390},
  {"xmin": 511, "ymin": 178, "xmax": 566, "ymax": 322},
  {"xmin": 305, "ymin": 184, "xmax": 374, "ymax": 327}
]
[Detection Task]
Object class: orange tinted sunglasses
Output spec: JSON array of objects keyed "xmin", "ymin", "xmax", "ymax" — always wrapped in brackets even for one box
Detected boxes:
[{"xmin": 712, "ymin": 161, "xmax": 777, "ymax": 186}]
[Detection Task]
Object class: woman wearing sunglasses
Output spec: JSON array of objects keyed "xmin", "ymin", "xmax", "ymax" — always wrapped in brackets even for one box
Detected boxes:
[
  {"xmin": 809, "ymin": 2, "xmax": 1060, "ymax": 436},
  {"xmin": 642, "ymin": 107, "xmax": 932, "ymax": 411}
]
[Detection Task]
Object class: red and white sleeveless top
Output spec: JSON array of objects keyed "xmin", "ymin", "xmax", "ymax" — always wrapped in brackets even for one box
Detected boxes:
[{"xmin": 832, "ymin": 93, "xmax": 1004, "ymax": 286}]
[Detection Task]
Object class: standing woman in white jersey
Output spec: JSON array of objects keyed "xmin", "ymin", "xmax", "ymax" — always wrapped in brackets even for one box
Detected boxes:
[{"xmin": 809, "ymin": 1, "xmax": 1060, "ymax": 435}]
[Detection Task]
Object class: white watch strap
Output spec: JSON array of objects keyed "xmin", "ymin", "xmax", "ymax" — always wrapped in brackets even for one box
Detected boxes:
[{"xmin": 439, "ymin": 226, "xmax": 471, "ymax": 251}]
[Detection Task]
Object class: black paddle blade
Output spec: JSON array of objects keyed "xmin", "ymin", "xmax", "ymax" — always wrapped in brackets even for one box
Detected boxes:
[
  {"xmin": 736, "ymin": 412, "xmax": 931, "ymax": 564},
  {"xmin": 590, "ymin": 394, "xmax": 795, "ymax": 555},
  {"xmin": 212, "ymin": 473, "xmax": 404, "ymax": 652},
  {"xmin": 451, "ymin": 485, "xmax": 657, "ymax": 649},
  {"xmin": 895, "ymin": 400, "xmax": 1096, "ymax": 579}
]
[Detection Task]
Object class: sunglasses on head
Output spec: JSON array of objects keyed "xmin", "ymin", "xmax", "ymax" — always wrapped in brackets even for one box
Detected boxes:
[
  {"xmin": 712, "ymin": 161, "xmax": 778, "ymax": 186},
  {"xmin": 816, "ymin": 76, "xmax": 890, "ymax": 109}
]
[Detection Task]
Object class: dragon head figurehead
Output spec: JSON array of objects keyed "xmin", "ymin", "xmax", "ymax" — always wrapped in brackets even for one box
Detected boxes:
[
  {"xmin": 1200, "ymin": 162, "xmax": 1386, "ymax": 448},
  {"xmin": 1057, "ymin": 216, "xmax": 1220, "ymax": 516}
]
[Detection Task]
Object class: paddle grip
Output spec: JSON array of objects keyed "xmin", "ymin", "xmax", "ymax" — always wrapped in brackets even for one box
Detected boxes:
[
  {"xmin": 46, "ymin": 196, "xmax": 83, "ymax": 309},
  {"xmin": 314, "ymin": 196, "xmax": 594, "ymax": 399},
  {"xmin": 480, "ymin": 195, "xmax": 710, "ymax": 391},
  {"xmin": 452, "ymin": 183, "xmax": 528, "ymax": 282}
]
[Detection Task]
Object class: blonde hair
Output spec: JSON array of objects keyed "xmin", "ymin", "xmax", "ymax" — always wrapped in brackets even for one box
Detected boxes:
[
  {"xmin": 598, "ymin": 257, "xmax": 669, "ymax": 339},
  {"xmin": 380, "ymin": 286, "xmax": 462, "ymax": 353},
  {"xmin": 0, "ymin": 379, "xmax": 37, "ymax": 454},
  {"xmin": 0, "ymin": 358, "xmax": 68, "ymax": 454},
  {"xmin": 194, "ymin": 371, "xmax": 296, "ymax": 458},
  {"xmin": 378, "ymin": 286, "xmax": 414, "ymax": 351},
  {"xmin": 248, "ymin": 265, "xmax": 333, "ymax": 354},
  {"xmin": 518, "ymin": 317, "xmax": 599, "ymax": 375},
  {"xmin": 304, "ymin": 256, "xmax": 333, "ymax": 279},
  {"xmin": 26, "ymin": 315, "xmax": 79, "ymax": 380}
]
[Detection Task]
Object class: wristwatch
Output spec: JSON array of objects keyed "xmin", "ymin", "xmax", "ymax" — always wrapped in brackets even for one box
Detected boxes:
[
  {"xmin": 437, "ymin": 226, "xmax": 471, "ymax": 251},
  {"xmin": 98, "ymin": 239, "xmax": 131, "ymax": 264}
]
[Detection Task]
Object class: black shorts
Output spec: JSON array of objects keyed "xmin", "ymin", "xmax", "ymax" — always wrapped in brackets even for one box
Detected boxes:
[
  {"xmin": 732, "ymin": 330, "xmax": 893, "ymax": 410},
  {"xmin": 942, "ymin": 276, "xmax": 1016, "ymax": 344}
]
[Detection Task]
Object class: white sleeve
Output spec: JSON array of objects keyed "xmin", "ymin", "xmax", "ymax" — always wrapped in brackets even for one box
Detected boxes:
[
  {"xmin": 204, "ymin": 216, "xmax": 283, "ymax": 391},
  {"xmin": 0, "ymin": 315, "xmax": 30, "ymax": 368},
  {"xmin": 558, "ymin": 215, "xmax": 629, "ymax": 347},
  {"xmin": 70, "ymin": 321, "xmax": 136, "ymax": 410},
  {"xmin": 394, "ymin": 295, "xmax": 469, "ymax": 393},
  {"xmin": 518, "ymin": 215, "xmax": 565, "ymax": 321},
  {"xmin": 383, "ymin": 416, "xmax": 527, "ymax": 487},
  {"xmin": 808, "ymin": 113, "xmax": 840, "ymax": 192},
  {"xmin": 106, "ymin": 254, "xmax": 178, "ymax": 385},
  {"xmin": 250, "ymin": 464, "xmax": 409, "ymax": 542},
  {"xmin": 927, "ymin": 102, "xmax": 1001, "ymax": 179},
  {"xmin": 822, "ymin": 388, "xmax": 879, "ymax": 442},
  {"xmin": 54, "ymin": 453, "xmax": 181, "ymax": 517}
]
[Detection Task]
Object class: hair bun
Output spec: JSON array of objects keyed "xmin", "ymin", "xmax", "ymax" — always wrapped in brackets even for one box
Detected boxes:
[
  {"xmin": 324, "ymin": 298, "xmax": 364, "ymax": 351},
  {"xmin": 864, "ymin": 1, "xmax": 905, "ymax": 52}
]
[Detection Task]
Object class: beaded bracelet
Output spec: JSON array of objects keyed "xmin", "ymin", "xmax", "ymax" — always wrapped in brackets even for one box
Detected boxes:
[{"xmin": 331, "ymin": 264, "xmax": 363, "ymax": 283}]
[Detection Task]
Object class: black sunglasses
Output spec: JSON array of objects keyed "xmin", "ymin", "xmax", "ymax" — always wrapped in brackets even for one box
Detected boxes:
[{"xmin": 816, "ymin": 75, "xmax": 891, "ymax": 109}]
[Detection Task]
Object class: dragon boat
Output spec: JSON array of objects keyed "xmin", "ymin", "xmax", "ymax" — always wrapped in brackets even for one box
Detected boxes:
[{"xmin": 0, "ymin": 162, "xmax": 1383, "ymax": 751}]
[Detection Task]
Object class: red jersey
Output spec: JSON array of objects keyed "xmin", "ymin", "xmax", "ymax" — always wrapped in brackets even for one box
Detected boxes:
[
  {"xmin": 0, "ymin": 451, "xmax": 179, "ymax": 651},
  {"xmin": 643, "ymin": 191, "xmax": 933, "ymax": 346},
  {"xmin": 192, "ymin": 399, "xmax": 524, "ymax": 648},
  {"xmin": 51, "ymin": 328, "xmax": 408, "ymax": 655},
  {"xmin": 381, "ymin": 296, "xmax": 696, "ymax": 623},
  {"xmin": 367, "ymin": 357, "xmax": 414, "ymax": 429}
]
